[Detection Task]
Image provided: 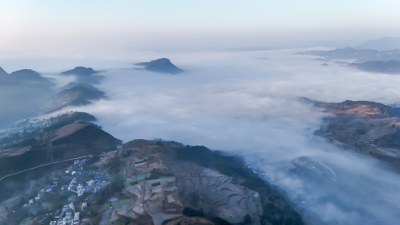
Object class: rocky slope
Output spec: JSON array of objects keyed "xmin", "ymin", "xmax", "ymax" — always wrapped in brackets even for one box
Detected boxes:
[
  {"xmin": 314, "ymin": 100, "xmax": 400, "ymax": 167},
  {"xmin": 84, "ymin": 139, "xmax": 304, "ymax": 225}
]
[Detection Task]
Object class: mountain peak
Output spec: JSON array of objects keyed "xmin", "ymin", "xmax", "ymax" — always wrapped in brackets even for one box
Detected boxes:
[
  {"xmin": 9, "ymin": 69, "xmax": 49, "ymax": 82},
  {"xmin": 136, "ymin": 58, "xmax": 183, "ymax": 74},
  {"xmin": 61, "ymin": 66, "xmax": 98, "ymax": 76}
]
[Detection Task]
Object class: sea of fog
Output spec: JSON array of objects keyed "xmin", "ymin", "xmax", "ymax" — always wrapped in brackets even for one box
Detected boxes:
[{"xmin": 5, "ymin": 49, "xmax": 400, "ymax": 225}]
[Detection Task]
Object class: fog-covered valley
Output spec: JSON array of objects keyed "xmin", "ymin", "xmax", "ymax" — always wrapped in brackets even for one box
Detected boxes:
[
  {"xmin": 2, "ymin": 48, "xmax": 400, "ymax": 225},
  {"xmin": 3, "ymin": 1, "xmax": 400, "ymax": 224},
  {"xmin": 66, "ymin": 49, "xmax": 400, "ymax": 225}
]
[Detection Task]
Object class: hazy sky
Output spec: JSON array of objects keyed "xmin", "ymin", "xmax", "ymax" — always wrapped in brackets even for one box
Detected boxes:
[{"xmin": 1, "ymin": 0, "xmax": 400, "ymax": 55}]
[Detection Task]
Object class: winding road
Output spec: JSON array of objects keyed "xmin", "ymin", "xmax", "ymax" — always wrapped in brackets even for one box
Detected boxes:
[{"xmin": 0, "ymin": 155, "xmax": 91, "ymax": 182}]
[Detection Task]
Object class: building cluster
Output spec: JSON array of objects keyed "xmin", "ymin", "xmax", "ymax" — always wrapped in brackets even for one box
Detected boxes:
[
  {"xmin": 23, "ymin": 181, "xmax": 58, "ymax": 207},
  {"xmin": 49, "ymin": 202, "xmax": 80, "ymax": 225},
  {"xmin": 47, "ymin": 159, "xmax": 111, "ymax": 224},
  {"xmin": 18, "ymin": 158, "xmax": 112, "ymax": 225},
  {"xmin": 64, "ymin": 159, "xmax": 110, "ymax": 197}
]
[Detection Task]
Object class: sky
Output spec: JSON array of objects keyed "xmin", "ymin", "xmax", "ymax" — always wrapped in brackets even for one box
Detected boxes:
[{"xmin": 1, "ymin": 0, "xmax": 400, "ymax": 56}]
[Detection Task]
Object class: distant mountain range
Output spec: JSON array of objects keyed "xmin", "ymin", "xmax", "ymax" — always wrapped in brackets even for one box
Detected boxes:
[
  {"xmin": 358, "ymin": 36, "xmax": 400, "ymax": 50},
  {"xmin": 136, "ymin": 58, "xmax": 183, "ymax": 74},
  {"xmin": 299, "ymin": 48, "xmax": 400, "ymax": 74},
  {"xmin": 0, "ymin": 66, "xmax": 107, "ymax": 128},
  {"xmin": 299, "ymin": 47, "xmax": 400, "ymax": 62},
  {"xmin": 350, "ymin": 60, "xmax": 400, "ymax": 74},
  {"xmin": 300, "ymin": 37, "xmax": 400, "ymax": 67}
]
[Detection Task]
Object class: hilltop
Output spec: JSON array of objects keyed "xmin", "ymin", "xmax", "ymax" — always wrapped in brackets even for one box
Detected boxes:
[{"xmin": 136, "ymin": 58, "xmax": 184, "ymax": 74}]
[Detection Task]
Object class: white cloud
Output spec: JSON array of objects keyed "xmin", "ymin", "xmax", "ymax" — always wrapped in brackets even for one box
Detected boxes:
[{"xmin": 65, "ymin": 49, "xmax": 400, "ymax": 224}]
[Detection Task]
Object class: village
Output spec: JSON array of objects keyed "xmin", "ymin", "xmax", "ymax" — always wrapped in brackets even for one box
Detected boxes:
[
  {"xmin": 0, "ymin": 136, "xmax": 186, "ymax": 225},
  {"xmin": 16, "ymin": 157, "xmax": 110, "ymax": 225},
  {"xmin": 9, "ymin": 141, "xmax": 185, "ymax": 225}
]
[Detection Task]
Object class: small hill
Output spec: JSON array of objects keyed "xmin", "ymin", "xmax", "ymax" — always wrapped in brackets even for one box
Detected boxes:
[
  {"xmin": 0, "ymin": 69, "xmax": 52, "ymax": 85},
  {"xmin": 46, "ymin": 83, "xmax": 106, "ymax": 112},
  {"xmin": 136, "ymin": 58, "xmax": 183, "ymax": 74},
  {"xmin": 61, "ymin": 66, "xmax": 103, "ymax": 84},
  {"xmin": 61, "ymin": 66, "xmax": 98, "ymax": 76},
  {"xmin": 315, "ymin": 100, "xmax": 400, "ymax": 118}
]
